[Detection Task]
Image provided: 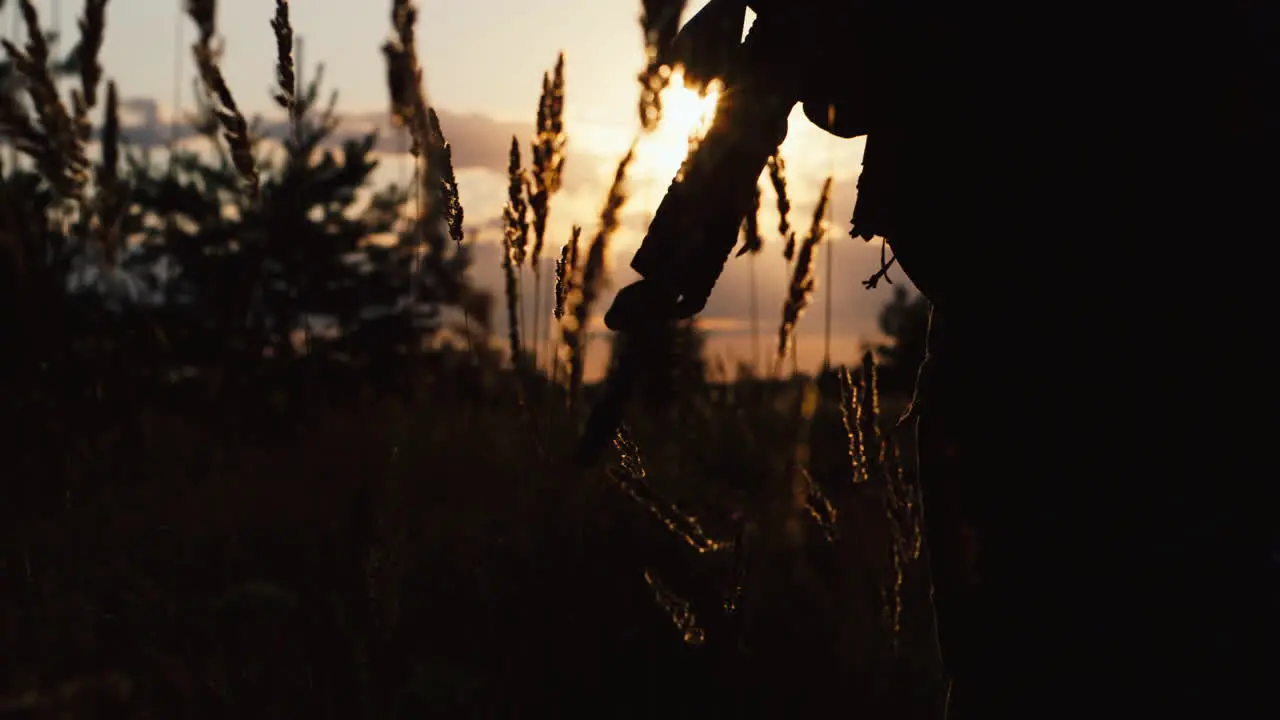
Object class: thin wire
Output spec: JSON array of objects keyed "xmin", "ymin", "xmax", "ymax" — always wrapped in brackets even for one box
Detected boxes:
[
  {"xmin": 7, "ymin": 1, "xmax": 17, "ymax": 169},
  {"xmin": 749, "ymin": 248, "xmax": 759, "ymax": 376},
  {"xmin": 411, "ymin": 144, "xmax": 421, "ymax": 307},
  {"xmin": 824, "ymin": 208, "xmax": 833, "ymax": 370},
  {"xmin": 823, "ymin": 107, "xmax": 838, "ymax": 372},
  {"xmin": 169, "ymin": 1, "xmax": 184, "ymax": 168}
]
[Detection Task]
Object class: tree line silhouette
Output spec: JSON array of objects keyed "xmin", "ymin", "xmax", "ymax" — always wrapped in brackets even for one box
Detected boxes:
[{"xmin": 1, "ymin": 39, "xmax": 481, "ymax": 415}]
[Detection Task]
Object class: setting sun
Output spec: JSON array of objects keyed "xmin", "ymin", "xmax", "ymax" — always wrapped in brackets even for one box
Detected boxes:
[{"xmin": 634, "ymin": 67, "xmax": 722, "ymax": 187}]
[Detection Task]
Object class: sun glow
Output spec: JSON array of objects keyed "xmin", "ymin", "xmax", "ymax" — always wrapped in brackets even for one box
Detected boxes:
[{"xmin": 635, "ymin": 68, "xmax": 722, "ymax": 187}]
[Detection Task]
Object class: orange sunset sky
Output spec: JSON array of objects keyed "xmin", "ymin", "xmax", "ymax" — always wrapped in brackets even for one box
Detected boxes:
[{"xmin": 10, "ymin": 0, "xmax": 920, "ymax": 379}]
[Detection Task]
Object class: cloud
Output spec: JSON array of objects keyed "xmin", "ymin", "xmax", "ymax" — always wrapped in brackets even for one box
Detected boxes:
[
  {"xmin": 114, "ymin": 97, "xmax": 612, "ymax": 192},
  {"xmin": 692, "ymin": 316, "xmax": 753, "ymax": 334},
  {"xmin": 116, "ymin": 97, "xmax": 518, "ymax": 167}
]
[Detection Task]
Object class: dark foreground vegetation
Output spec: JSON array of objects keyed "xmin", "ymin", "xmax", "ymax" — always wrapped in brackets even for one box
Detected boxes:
[{"xmin": 4, "ymin": 359, "xmax": 943, "ymax": 717}]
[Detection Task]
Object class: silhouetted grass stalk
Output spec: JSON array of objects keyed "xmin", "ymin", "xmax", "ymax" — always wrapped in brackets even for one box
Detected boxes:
[
  {"xmin": 776, "ymin": 176, "xmax": 831, "ymax": 377},
  {"xmin": 93, "ymin": 80, "xmax": 124, "ymax": 264},
  {"xmin": 79, "ymin": 1, "xmax": 118, "ymax": 265},
  {"xmin": 186, "ymin": 0, "xmax": 258, "ymax": 198},
  {"xmin": 794, "ymin": 382, "xmax": 838, "ymax": 543},
  {"xmin": 384, "ymin": 0, "xmax": 431, "ymax": 157},
  {"xmin": 610, "ymin": 423, "xmax": 727, "ymax": 555},
  {"xmin": 270, "ymin": 0, "xmax": 296, "ymax": 145},
  {"xmin": 769, "ymin": 153, "xmax": 793, "ymax": 260},
  {"xmin": 71, "ymin": 1, "xmax": 107, "ymax": 148},
  {"xmin": 503, "ymin": 137, "xmax": 529, "ymax": 367},
  {"xmin": 382, "ymin": 2, "xmax": 464, "ymax": 354},
  {"xmin": 383, "ymin": 0, "xmax": 431, "ymax": 295},
  {"xmin": 736, "ymin": 181, "xmax": 764, "ymax": 374},
  {"xmin": 638, "ymin": 0, "xmax": 687, "ymax": 131},
  {"xmin": 767, "ymin": 153, "xmax": 799, "ymax": 374},
  {"xmin": 529, "ymin": 53, "xmax": 566, "ymax": 373},
  {"xmin": 552, "ymin": 224, "xmax": 582, "ymax": 387},
  {"xmin": 563, "ymin": 145, "xmax": 635, "ymax": 407},
  {"xmin": 0, "ymin": 0, "xmax": 90, "ymax": 203},
  {"xmin": 845, "ymin": 351, "xmax": 924, "ymax": 643}
]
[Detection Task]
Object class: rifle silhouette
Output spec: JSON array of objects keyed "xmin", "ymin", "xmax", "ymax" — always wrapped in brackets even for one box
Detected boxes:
[{"xmin": 575, "ymin": 0, "xmax": 883, "ymax": 466}]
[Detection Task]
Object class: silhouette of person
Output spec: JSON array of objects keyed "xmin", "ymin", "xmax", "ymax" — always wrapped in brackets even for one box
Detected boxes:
[{"xmin": 606, "ymin": 1, "xmax": 1271, "ymax": 717}]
